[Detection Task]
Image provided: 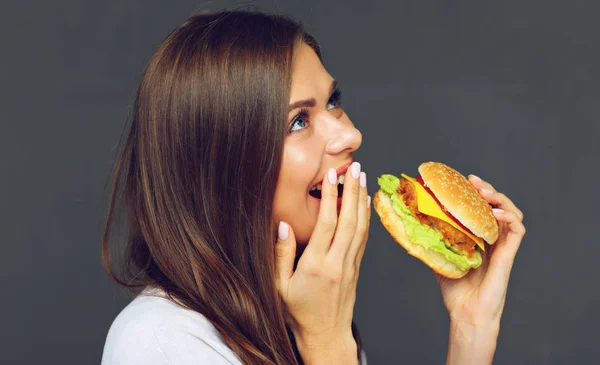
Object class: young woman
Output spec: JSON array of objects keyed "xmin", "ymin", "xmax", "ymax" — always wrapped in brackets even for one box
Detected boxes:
[{"xmin": 101, "ymin": 10, "xmax": 526, "ymax": 365}]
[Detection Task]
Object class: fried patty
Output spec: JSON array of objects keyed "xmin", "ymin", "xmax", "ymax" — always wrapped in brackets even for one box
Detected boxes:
[{"xmin": 398, "ymin": 178, "xmax": 477, "ymax": 257}]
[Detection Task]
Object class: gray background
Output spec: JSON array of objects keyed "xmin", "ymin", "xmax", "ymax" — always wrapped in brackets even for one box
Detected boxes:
[{"xmin": 2, "ymin": 0, "xmax": 598, "ymax": 364}]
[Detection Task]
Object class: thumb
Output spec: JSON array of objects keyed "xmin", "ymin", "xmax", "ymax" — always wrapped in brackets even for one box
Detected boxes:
[{"xmin": 275, "ymin": 221, "xmax": 296, "ymax": 290}]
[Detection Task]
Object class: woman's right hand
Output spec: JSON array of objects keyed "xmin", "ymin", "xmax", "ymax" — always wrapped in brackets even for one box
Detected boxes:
[{"xmin": 275, "ymin": 162, "xmax": 370, "ymax": 365}]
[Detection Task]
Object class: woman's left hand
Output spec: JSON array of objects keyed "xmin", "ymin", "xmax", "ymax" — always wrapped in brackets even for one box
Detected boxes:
[{"xmin": 435, "ymin": 174, "xmax": 526, "ymax": 359}]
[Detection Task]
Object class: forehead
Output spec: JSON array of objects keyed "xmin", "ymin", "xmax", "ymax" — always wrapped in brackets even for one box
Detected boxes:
[{"xmin": 290, "ymin": 42, "xmax": 332, "ymax": 100}]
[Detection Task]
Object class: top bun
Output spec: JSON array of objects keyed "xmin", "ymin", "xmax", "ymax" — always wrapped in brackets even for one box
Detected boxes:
[{"xmin": 418, "ymin": 162, "xmax": 499, "ymax": 244}]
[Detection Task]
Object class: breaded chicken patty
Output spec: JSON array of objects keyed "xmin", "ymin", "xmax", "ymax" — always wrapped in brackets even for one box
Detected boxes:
[{"xmin": 398, "ymin": 178, "xmax": 477, "ymax": 257}]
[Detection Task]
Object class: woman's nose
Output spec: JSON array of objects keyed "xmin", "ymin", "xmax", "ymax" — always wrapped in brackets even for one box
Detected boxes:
[{"xmin": 325, "ymin": 121, "xmax": 362, "ymax": 155}]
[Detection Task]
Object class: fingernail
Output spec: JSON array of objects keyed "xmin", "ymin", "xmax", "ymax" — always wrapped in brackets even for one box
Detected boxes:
[
  {"xmin": 351, "ymin": 162, "xmax": 361, "ymax": 179},
  {"xmin": 470, "ymin": 174, "xmax": 482, "ymax": 182},
  {"xmin": 492, "ymin": 208, "xmax": 504, "ymax": 214},
  {"xmin": 360, "ymin": 171, "xmax": 367, "ymax": 188},
  {"xmin": 367, "ymin": 195, "xmax": 371, "ymax": 206},
  {"xmin": 328, "ymin": 168, "xmax": 337, "ymax": 185},
  {"xmin": 481, "ymin": 188, "xmax": 494, "ymax": 194},
  {"xmin": 278, "ymin": 221, "xmax": 289, "ymax": 241}
]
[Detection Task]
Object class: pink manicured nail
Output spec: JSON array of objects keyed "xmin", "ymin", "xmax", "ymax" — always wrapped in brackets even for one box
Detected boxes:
[
  {"xmin": 360, "ymin": 172, "xmax": 367, "ymax": 188},
  {"xmin": 278, "ymin": 221, "xmax": 289, "ymax": 241},
  {"xmin": 328, "ymin": 168, "xmax": 337, "ymax": 185},
  {"xmin": 351, "ymin": 162, "xmax": 361, "ymax": 179},
  {"xmin": 481, "ymin": 188, "xmax": 494, "ymax": 194},
  {"xmin": 492, "ymin": 208, "xmax": 504, "ymax": 214},
  {"xmin": 470, "ymin": 174, "xmax": 482, "ymax": 182}
]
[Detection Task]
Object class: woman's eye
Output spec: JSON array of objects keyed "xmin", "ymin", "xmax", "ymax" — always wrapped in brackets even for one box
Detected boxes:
[
  {"xmin": 327, "ymin": 97, "xmax": 341, "ymax": 110},
  {"xmin": 327, "ymin": 88, "xmax": 343, "ymax": 112},
  {"xmin": 289, "ymin": 109, "xmax": 309, "ymax": 132},
  {"xmin": 288, "ymin": 89, "xmax": 343, "ymax": 133},
  {"xmin": 290, "ymin": 117, "xmax": 307, "ymax": 132}
]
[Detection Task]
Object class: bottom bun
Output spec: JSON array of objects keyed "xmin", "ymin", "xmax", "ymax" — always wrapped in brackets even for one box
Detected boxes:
[{"xmin": 373, "ymin": 189, "xmax": 469, "ymax": 279}]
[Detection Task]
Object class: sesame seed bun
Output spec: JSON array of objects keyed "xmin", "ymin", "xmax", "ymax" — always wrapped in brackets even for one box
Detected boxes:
[
  {"xmin": 373, "ymin": 190, "xmax": 468, "ymax": 278},
  {"xmin": 418, "ymin": 162, "xmax": 499, "ymax": 244}
]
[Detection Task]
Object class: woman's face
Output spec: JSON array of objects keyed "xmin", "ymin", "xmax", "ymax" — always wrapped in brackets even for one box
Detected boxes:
[{"xmin": 272, "ymin": 42, "xmax": 362, "ymax": 245}]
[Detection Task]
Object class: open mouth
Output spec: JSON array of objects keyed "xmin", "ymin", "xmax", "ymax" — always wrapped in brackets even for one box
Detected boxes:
[{"xmin": 309, "ymin": 175, "xmax": 345, "ymax": 199}]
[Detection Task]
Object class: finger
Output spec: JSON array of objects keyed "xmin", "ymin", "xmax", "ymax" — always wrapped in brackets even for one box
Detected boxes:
[
  {"xmin": 468, "ymin": 174, "xmax": 496, "ymax": 192},
  {"xmin": 275, "ymin": 221, "xmax": 297, "ymax": 293},
  {"xmin": 329, "ymin": 162, "xmax": 361, "ymax": 259},
  {"xmin": 306, "ymin": 168, "xmax": 339, "ymax": 256},
  {"xmin": 355, "ymin": 195, "xmax": 371, "ymax": 267},
  {"xmin": 481, "ymin": 209, "xmax": 526, "ymax": 291},
  {"xmin": 346, "ymin": 171, "xmax": 368, "ymax": 267},
  {"xmin": 480, "ymin": 189, "xmax": 524, "ymax": 221}
]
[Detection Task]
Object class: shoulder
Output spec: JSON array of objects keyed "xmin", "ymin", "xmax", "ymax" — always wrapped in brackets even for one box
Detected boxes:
[{"xmin": 101, "ymin": 286, "xmax": 242, "ymax": 365}]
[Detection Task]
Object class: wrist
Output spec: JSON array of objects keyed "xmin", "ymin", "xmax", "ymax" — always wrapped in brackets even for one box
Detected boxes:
[
  {"xmin": 294, "ymin": 331, "xmax": 358, "ymax": 365},
  {"xmin": 447, "ymin": 320, "xmax": 500, "ymax": 365}
]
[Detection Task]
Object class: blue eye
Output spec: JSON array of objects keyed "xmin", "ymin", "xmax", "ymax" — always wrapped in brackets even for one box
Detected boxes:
[
  {"xmin": 327, "ymin": 88, "xmax": 342, "ymax": 110},
  {"xmin": 289, "ymin": 109, "xmax": 310, "ymax": 132},
  {"xmin": 287, "ymin": 87, "xmax": 343, "ymax": 134}
]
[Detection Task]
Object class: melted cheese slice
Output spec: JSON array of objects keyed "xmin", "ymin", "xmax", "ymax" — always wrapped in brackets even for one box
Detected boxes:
[{"xmin": 401, "ymin": 173, "xmax": 485, "ymax": 251}]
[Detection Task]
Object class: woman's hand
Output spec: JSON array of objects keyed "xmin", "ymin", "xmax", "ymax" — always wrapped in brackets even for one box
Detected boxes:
[
  {"xmin": 435, "ymin": 175, "xmax": 526, "ymax": 365},
  {"xmin": 275, "ymin": 162, "xmax": 370, "ymax": 365}
]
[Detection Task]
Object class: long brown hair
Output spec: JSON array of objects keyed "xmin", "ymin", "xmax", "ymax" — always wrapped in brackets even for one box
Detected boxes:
[{"xmin": 102, "ymin": 9, "xmax": 361, "ymax": 364}]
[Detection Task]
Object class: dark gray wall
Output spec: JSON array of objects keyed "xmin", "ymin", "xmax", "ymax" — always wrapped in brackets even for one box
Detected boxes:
[{"xmin": 3, "ymin": 1, "xmax": 598, "ymax": 364}]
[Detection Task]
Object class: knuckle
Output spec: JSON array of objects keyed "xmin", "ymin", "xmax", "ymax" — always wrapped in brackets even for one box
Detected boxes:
[
  {"xmin": 360, "ymin": 192, "xmax": 369, "ymax": 205},
  {"xmin": 343, "ymin": 265, "xmax": 357, "ymax": 283},
  {"xmin": 323, "ymin": 189, "xmax": 338, "ymax": 199},
  {"xmin": 275, "ymin": 244, "xmax": 289, "ymax": 258},
  {"xmin": 354, "ymin": 256, "xmax": 363, "ymax": 272},
  {"xmin": 519, "ymin": 223, "xmax": 527, "ymax": 236},
  {"xmin": 320, "ymin": 216, "xmax": 338, "ymax": 231},
  {"xmin": 353, "ymin": 262, "xmax": 360, "ymax": 275},
  {"xmin": 353, "ymin": 223, "xmax": 367, "ymax": 242},
  {"xmin": 510, "ymin": 222, "xmax": 526, "ymax": 237},
  {"xmin": 275, "ymin": 249, "xmax": 287, "ymax": 260},
  {"xmin": 355, "ymin": 219, "xmax": 367, "ymax": 235},
  {"xmin": 327, "ymin": 266, "xmax": 343, "ymax": 284},
  {"xmin": 348, "ymin": 180, "xmax": 360, "ymax": 195},
  {"xmin": 304, "ymin": 264, "xmax": 323, "ymax": 278},
  {"xmin": 341, "ymin": 216, "xmax": 357, "ymax": 231},
  {"xmin": 353, "ymin": 263, "xmax": 362, "ymax": 280}
]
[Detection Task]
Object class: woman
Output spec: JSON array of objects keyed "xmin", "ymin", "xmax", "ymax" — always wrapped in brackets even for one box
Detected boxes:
[{"xmin": 101, "ymin": 9, "xmax": 526, "ymax": 365}]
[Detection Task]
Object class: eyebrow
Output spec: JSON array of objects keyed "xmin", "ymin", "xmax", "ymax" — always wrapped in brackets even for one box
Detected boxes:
[{"xmin": 288, "ymin": 80, "xmax": 339, "ymax": 112}]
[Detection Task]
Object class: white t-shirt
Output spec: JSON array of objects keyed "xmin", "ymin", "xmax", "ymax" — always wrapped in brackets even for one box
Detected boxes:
[{"xmin": 101, "ymin": 286, "xmax": 368, "ymax": 364}]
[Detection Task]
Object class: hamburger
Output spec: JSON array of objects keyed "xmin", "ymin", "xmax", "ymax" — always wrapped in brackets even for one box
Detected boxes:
[{"xmin": 373, "ymin": 162, "xmax": 499, "ymax": 278}]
